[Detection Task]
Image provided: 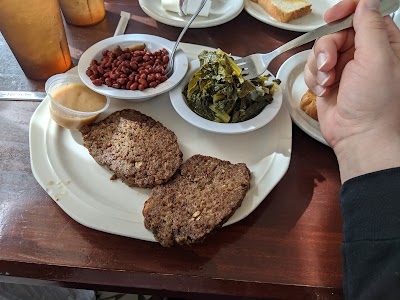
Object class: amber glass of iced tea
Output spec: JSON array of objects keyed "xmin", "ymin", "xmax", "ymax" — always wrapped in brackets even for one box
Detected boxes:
[
  {"xmin": 0, "ymin": 0, "xmax": 72, "ymax": 80},
  {"xmin": 59, "ymin": 0, "xmax": 106, "ymax": 27}
]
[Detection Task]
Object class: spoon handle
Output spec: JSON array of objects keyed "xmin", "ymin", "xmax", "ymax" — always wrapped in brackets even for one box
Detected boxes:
[{"xmin": 170, "ymin": 0, "xmax": 208, "ymax": 59}]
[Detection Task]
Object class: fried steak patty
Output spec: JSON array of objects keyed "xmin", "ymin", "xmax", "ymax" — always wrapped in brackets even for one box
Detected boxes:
[
  {"xmin": 80, "ymin": 109, "xmax": 183, "ymax": 188},
  {"xmin": 143, "ymin": 154, "xmax": 251, "ymax": 247}
]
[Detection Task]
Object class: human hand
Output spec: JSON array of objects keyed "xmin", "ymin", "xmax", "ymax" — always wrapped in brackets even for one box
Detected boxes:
[{"xmin": 304, "ymin": 0, "xmax": 400, "ymax": 182}]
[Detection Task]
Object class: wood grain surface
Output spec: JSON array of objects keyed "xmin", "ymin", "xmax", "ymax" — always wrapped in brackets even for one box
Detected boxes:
[{"xmin": 0, "ymin": 1, "xmax": 344, "ymax": 299}]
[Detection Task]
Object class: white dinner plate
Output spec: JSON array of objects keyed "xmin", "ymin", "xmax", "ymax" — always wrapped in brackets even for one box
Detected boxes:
[
  {"xmin": 170, "ymin": 59, "xmax": 282, "ymax": 134},
  {"xmin": 77, "ymin": 34, "xmax": 188, "ymax": 101},
  {"xmin": 244, "ymin": 0, "xmax": 340, "ymax": 32},
  {"xmin": 138, "ymin": 0, "xmax": 244, "ymax": 28},
  {"xmin": 277, "ymin": 49, "xmax": 328, "ymax": 146},
  {"xmin": 29, "ymin": 43, "xmax": 292, "ymax": 242}
]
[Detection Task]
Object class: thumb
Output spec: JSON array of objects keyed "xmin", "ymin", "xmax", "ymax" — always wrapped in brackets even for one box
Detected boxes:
[{"xmin": 353, "ymin": 0, "xmax": 391, "ymax": 52}]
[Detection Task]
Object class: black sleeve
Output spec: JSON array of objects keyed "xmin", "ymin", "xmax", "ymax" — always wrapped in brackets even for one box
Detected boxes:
[{"xmin": 340, "ymin": 167, "xmax": 400, "ymax": 300}]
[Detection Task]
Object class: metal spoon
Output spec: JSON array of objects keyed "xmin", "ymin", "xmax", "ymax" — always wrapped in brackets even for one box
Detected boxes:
[
  {"xmin": 178, "ymin": 0, "xmax": 186, "ymax": 16},
  {"xmin": 165, "ymin": 0, "xmax": 208, "ymax": 77}
]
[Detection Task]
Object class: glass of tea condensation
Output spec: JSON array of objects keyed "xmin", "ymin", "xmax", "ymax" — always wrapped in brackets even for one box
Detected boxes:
[
  {"xmin": 59, "ymin": 0, "xmax": 106, "ymax": 27},
  {"xmin": 0, "ymin": 0, "xmax": 72, "ymax": 80}
]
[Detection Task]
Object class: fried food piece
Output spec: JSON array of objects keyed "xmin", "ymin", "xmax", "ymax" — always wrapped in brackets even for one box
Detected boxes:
[
  {"xmin": 143, "ymin": 154, "xmax": 251, "ymax": 247},
  {"xmin": 80, "ymin": 109, "xmax": 183, "ymax": 188},
  {"xmin": 300, "ymin": 89, "xmax": 318, "ymax": 121}
]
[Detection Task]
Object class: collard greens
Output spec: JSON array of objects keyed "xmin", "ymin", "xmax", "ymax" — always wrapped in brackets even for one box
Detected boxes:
[{"xmin": 183, "ymin": 49, "xmax": 280, "ymax": 123}]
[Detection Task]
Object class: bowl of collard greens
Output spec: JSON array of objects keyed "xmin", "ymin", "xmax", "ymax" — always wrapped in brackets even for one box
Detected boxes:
[{"xmin": 169, "ymin": 49, "xmax": 283, "ymax": 134}]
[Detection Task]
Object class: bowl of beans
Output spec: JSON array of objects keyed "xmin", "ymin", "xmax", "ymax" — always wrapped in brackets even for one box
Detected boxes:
[{"xmin": 77, "ymin": 34, "xmax": 188, "ymax": 101}]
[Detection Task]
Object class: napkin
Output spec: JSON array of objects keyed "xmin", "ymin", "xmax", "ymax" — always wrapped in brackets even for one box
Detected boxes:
[{"xmin": 161, "ymin": 0, "xmax": 212, "ymax": 17}]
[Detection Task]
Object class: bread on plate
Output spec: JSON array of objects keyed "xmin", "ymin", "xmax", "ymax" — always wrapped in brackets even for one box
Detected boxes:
[
  {"xmin": 253, "ymin": 0, "xmax": 312, "ymax": 23},
  {"xmin": 300, "ymin": 89, "xmax": 318, "ymax": 121}
]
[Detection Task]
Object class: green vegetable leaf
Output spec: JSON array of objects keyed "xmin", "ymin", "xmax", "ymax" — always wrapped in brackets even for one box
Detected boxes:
[{"xmin": 184, "ymin": 49, "xmax": 279, "ymax": 123}]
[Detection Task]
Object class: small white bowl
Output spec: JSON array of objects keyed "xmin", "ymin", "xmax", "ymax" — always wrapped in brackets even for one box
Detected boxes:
[
  {"xmin": 169, "ymin": 59, "xmax": 283, "ymax": 134},
  {"xmin": 77, "ymin": 34, "xmax": 188, "ymax": 101}
]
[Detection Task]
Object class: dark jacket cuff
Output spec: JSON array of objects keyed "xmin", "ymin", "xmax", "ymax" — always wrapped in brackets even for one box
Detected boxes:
[{"xmin": 340, "ymin": 167, "xmax": 400, "ymax": 243}]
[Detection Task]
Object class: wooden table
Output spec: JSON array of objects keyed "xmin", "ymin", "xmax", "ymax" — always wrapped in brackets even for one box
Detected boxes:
[{"xmin": 0, "ymin": 1, "xmax": 343, "ymax": 299}]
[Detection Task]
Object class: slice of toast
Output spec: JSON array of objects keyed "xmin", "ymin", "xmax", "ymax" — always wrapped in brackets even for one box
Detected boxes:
[{"xmin": 258, "ymin": 0, "xmax": 312, "ymax": 23}]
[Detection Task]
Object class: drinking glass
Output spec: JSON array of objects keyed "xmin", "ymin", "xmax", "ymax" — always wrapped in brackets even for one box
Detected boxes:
[
  {"xmin": 59, "ymin": 0, "xmax": 106, "ymax": 27},
  {"xmin": 0, "ymin": 0, "xmax": 72, "ymax": 80}
]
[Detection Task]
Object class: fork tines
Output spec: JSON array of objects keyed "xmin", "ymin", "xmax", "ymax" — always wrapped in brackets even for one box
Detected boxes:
[{"xmin": 234, "ymin": 59, "xmax": 251, "ymax": 78}]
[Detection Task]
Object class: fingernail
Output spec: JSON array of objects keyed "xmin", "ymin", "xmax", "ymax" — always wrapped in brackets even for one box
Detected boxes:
[
  {"xmin": 317, "ymin": 52, "xmax": 328, "ymax": 70},
  {"xmin": 317, "ymin": 71, "xmax": 330, "ymax": 85},
  {"xmin": 314, "ymin": 85, "xmax": 326, "ymax": 96},
  {"xmin": 365, "ymin": 0, "xmax": 380, "ymax": 11}
]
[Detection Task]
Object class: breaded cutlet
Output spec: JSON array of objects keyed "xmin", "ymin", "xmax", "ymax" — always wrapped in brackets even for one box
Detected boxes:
[
  {"xmin": 143, "ymin": 154, "xmax": 251, "ymax": 247},
  {"xmin": 80, "ymin": 109, "xmax": 183, "ymax": 188}
]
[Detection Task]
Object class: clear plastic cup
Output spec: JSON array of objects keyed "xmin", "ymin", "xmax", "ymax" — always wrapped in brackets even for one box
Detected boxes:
[{"xmin": 45, "ymin": 74, "xmax": 110, "ymax": 130}]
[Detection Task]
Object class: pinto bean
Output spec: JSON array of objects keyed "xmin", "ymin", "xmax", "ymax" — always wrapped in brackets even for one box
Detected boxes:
[
  {"xmin": 130, "ymin": 82, "xmax": 139, "ymax": 90},
  {"xmin": 93, "ymin": 79, "xmax": 102, "ymax": 86},
  {"xmin": 149, "ymin": 81, "xmax": 158, "ymax": 88}
]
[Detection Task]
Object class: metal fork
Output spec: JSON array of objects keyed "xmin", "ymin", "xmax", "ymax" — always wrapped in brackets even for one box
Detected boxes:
[{"xmin": 236, "ymin": 0, "xmax": 400, "ymax": 80}]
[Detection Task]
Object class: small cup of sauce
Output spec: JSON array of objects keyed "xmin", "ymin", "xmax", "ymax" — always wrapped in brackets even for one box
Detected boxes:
[{"xmin": 45, "ymin": 74, "xmax": 110, "ymax": 130}]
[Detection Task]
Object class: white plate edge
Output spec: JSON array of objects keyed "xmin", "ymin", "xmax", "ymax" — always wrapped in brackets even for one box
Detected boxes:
[
  {"xmin": 244, "ymin": 0, "xmax": 339, "ymax": 32},
  {"xmin": 138, "ymin": 0, "xmax": 244, "ymax": 28},
  {"xmin": 29, "ymin": 95, "xmax": 156, "ymax": 241},
  {"xmin": 276, "ymin": 49, "xmax": 328, "ymax": 146}
]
